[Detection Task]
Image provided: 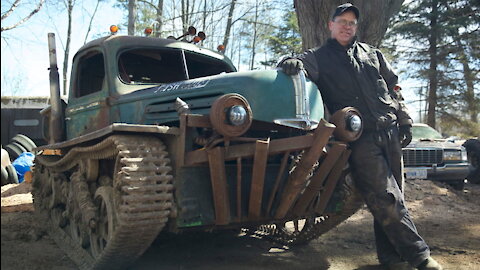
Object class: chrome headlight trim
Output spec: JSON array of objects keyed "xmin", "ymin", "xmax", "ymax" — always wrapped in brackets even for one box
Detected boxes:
[
  {"xmin": 347, "ymin": 114, "xmax": 362, "ymax": 132},
  {"xmin": 227, "ymin": 105, "xmax": 248, "ymax": 126}
]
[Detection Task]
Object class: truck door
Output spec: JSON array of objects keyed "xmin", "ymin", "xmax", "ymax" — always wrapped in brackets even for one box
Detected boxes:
[{"xmin": 65, "ymin": 49, "xmax": 109, "ymax": 139}]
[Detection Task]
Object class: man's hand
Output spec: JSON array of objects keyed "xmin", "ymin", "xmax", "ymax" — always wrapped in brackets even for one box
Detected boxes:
[
  {"xmin": 280, "ymin": 58, "xmax": 303, "ymax": 75},
  {"xmin": 399, "ymin": 124, "xmax": 412, "ymax": 147}
]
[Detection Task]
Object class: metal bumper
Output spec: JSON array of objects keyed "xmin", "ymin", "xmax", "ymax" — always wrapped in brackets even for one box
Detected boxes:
[
  {"xmin": 405, "ymin": 163, "xmax": 470, "ymax": 182},
  {"xmin": 181, "ymin": 114, "xmax": 351, "ymax": 227}
]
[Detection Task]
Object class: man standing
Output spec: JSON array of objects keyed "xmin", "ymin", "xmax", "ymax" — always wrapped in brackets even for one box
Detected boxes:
[{"xmin": 279, "ymin": 3, "xmax": 442, "ymax": 270}]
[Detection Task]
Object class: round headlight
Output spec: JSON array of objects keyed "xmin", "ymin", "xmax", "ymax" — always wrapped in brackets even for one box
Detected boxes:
[
  {"xmin": 228, "ymin": 105, "xmax": 248, "ymax": 126},
  {"xmin": 330, "ymin": 107, "xmax": 363, "ymax": 142},
  {"xmin": 347, "ymin": 114, "xmax": 362, "ymax": 132},
  {"xmin": 210, "ymin": 94, "xmax": 253, "ymax": 137}
]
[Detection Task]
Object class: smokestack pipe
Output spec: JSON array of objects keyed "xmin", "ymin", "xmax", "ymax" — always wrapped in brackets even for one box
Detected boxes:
[{"xmin": 47, "ymin": 33, "xmax": 65, "ymax": 144}]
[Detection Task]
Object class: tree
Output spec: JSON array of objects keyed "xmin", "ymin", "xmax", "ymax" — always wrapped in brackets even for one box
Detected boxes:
[
  {"xmin": 1, "ymin": 0, "xmax": 45, "ymax": 32},
  {"xmin": 221, "ymin": 0, "xmax": 236, "ymax": 51},
  {"xmin": 128, "ymin": 0, "xmax": 137, "ymax": 35},
  {"xmin": 384, "ymin": 0, "xmax": 479, "ymax": 135},
  {"xmin": 293, "ymin": 0, "xmax": 404, "ymax": 49},
  {"xmin": 263, "ymin": 9, "xmax": 302, "ymax": 67},
  {"xmin": 62, "ymin": 0, "xmax": 74, "ymax": 95}
]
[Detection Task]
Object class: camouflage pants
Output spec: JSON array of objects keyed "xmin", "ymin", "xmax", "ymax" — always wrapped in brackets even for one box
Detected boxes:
[{"xmin": 349, "ymin": 125, "xmax": 430, "ymax": 267}]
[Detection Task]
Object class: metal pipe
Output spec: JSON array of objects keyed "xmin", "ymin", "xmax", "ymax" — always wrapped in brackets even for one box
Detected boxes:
[{"xmin": 47, "ymin": 33, "xmax": 65, "ymax": 144}]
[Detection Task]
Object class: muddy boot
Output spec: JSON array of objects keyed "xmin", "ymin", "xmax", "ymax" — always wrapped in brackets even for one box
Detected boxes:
[
  {"xmin": 417, "ymin": 257, "xmax": 443, "ymax": 270},
  {"xmin": 385, "ymin": 261, "xmax": 415, "ymax": 270}
]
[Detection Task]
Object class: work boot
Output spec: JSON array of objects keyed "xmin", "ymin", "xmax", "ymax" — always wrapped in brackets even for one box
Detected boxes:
[
  {"xmin": 417, "ymin": 257, "xmax": 443, "ymax": 270},
  {"xmin": 385, "ymin": 261, "xmax": 415, "ymax": 270}
]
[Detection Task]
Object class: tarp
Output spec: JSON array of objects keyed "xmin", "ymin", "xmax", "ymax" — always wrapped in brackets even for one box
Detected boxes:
[{"xmin": 12, "ymin": 152, "xmax": 35, "ymax": 183}]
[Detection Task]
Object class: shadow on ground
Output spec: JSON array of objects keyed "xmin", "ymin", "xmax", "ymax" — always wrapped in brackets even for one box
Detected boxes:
[{"xmin": 130, "ymin": 230, "xmax": 331, "ymax": 270}]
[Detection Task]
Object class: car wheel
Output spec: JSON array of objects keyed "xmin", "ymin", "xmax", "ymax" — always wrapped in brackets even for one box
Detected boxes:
[{"xmin": 463, "ymin": 139, "xmax": 480, "ymax": 184}]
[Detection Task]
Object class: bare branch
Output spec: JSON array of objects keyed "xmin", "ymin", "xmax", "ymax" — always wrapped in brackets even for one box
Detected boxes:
[
  {"xmin": 1, "ymin": 0, "xmax": 21, "ymax": 21},
  {"xmin": 83, "ymin": 0, "xmax": 102, "ymax": 44},
  {"xmin": 1, "ymin": 0, "xmax": 45, "ymax": 32}
]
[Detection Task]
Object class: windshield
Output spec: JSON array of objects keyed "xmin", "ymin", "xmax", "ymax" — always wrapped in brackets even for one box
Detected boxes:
[
  {"xmin": 117, "ymin": 48, "xmax": 234, "ymax": 84},
  {"xmin": 412, "ymin": 125, "xmax": 443, "ymax": 140}
]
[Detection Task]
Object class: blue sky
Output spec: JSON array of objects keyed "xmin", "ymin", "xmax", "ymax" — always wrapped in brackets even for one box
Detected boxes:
[{"xmin": 1, "ymin": 0, "xmax": 125, "ymax": 97}]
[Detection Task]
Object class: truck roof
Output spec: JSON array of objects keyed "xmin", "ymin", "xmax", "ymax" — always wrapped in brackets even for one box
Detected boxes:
[{"xmin": 76, "ymin": 35, "xmax": 234, "ymax": 69}]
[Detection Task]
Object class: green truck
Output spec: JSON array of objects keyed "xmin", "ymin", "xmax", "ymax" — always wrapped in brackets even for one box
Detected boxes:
[{"xmin": 33, "ymin": 30, "xmax": 364, "ymax": 269}]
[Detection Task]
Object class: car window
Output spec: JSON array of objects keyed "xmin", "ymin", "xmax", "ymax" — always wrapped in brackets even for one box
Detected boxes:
[{"xmin": 412, "ymin": 125, "xmax": 443, "ymax": 140}]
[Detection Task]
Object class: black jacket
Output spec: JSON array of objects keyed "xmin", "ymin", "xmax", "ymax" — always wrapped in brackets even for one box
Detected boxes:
[{"xmin": 297, "ymin": 38, "xmax": 412, "ymax": 131}]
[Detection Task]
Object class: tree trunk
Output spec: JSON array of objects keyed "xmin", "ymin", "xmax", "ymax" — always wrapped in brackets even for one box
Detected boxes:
[
  {"xmin": 128, "ymin": 0, "xmax": 137, "ymax": 35},
  {"xmin": 427, "ymin": 0, "xmax": 439, "ymax": 129},
  {"xmin": 455, "ymin": 40, "xmax": 478, "ymax": 124},
  {"xmin": 154, "ymin": 0, "xmax": 164, "ymax": 37},
  {"xmin": 293, "ymin": 0, "xmax": 404, "ymax": 49},
  {"xmin": 62, "ymin": 0, "xmax": 73, "ymax": 96},
  {"xmin": 249, "ymin": 0, "xmax": 259, "ymax": 70},
  {"xmin": 222, "ymin": 0, "xmax": 236, "ymax": 51}
]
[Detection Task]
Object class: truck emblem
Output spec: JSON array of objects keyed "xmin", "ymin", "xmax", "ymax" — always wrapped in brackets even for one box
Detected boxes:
[{"xmin": 154, "ymin": 79, "xmax": 210, "ymax": 93}]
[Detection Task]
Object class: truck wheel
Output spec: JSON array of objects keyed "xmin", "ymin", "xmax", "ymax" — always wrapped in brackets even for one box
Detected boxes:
[
  {"xmin": 6, "ymin": 164, "xmax": 19, "ymax": 184},
  {"xmin": 1, "ymin": 166, "xmax": 8, "ymax": 185},
  {"xmin": 463, "ymin": 139, "xmax": 480, "ymax": 184},
  {"xmin": 12, "ymin": 134, "xmax": 37, "ymax": 152}
]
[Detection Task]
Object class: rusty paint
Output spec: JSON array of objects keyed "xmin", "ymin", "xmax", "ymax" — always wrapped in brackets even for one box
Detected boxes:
[
  {"xmin": 236, "ymin": 157, "xmax": 242, "ymax": 220},
  {"xmin": 187, "ymin": 114, "xmax": 212, "ymax": 128},
  {"xmin": 40, "ymin": 149, "xmax": 63, "ymax": 155},
  {"xmin": 292, "ymin": 143, "xmax": 346, "ymax": 215},
  {"xmin": 248, "ymin": 138, "xmax": 270, "ymax": 220},
  {"xmin": 314, "ymin": 149, "xmax": 352, "ymax": 215},
  {"xmin": 185, "ymin": 134, "xmax": 315, "ymax": 165},
  {"xmin": 274, "ymin": 119, "xmax": 336, "ymax": 219},
  {"xmin": 266, "ymin": 151, "xmax": 290, "ymax": 216},
  {"xmin": 206, "ymin": 146, "xmax": 231, "ymax": 225}
]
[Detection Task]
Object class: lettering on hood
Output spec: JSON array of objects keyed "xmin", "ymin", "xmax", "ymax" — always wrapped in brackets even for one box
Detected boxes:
[{"xmin": 155, "ymin": 79, "xmax": 210, "ymax": 93}]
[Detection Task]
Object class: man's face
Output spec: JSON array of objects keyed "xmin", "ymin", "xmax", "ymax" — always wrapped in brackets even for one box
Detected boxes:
[{"xmin": 328, "ymin": 11, "xmax": 358, "ymax": 46}]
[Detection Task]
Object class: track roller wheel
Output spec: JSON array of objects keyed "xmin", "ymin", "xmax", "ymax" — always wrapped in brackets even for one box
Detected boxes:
[{"xmin": 90, "ymin": 186, "xmax": 116, "ymax": 258}]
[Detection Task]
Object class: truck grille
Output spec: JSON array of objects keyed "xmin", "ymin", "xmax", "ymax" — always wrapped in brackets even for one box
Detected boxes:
[{"xmin": 402, "ymin": 149, "xmax": 443, "ymax": 166}]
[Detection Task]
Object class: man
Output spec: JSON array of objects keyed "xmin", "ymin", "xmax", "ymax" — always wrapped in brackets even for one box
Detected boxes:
[{"xmin": 279, "ymin": 3, "xmax": 442, "ymax": 270}]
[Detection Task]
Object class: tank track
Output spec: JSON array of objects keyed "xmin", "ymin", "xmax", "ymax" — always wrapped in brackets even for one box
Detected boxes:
[
  {"xmin": 247, "ymin": 174, "xmax": 364, "ymax": 246},
  {"xmin": 32, "ymin": 135, "xmax": 174, "ymax": 270}
]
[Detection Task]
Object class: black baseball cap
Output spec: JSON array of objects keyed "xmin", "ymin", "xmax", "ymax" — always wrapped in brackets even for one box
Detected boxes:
[{"xmin": 332, "ymin": 3, "xmax": 360, "ymax": 20}]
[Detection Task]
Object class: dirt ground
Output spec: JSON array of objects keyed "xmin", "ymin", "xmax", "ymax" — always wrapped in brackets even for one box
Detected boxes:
[{"xmin": 1, "ymin": 179, "xmax": 479, "ymax": 270}]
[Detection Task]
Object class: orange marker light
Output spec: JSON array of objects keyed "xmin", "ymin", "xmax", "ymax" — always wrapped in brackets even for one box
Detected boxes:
[
  {"xmin": 145, "ymin": 27, "xmax": 153, "ymax": 36},
  {"xmin": 192, "ymin": 36, "xmax": 201, "ymax": 43},
  {"xmin": 110, "ymin": 25, "xmax": 119, "ymax": 34},
  {"xmin": 217, "ymin": 44, "xmax": 225, "ymax": 52},
  {"xmin": 393, "ymin": 85, "xmax": 402, "ymax": 91}
]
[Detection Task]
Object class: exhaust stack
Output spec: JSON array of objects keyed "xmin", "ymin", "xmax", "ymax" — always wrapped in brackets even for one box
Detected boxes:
[{"xmin": 47, "ymin": 33, "xmax": 65, "ymax": 144}]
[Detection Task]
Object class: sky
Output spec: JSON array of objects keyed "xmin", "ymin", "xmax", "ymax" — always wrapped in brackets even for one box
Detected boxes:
[
  {"xmin": 1, "ymin": 0, "xmax": 423, "ymax": 121},
  {"xmin": 1, "ymin": 0, "xmax": 125, "ymax": 97}
]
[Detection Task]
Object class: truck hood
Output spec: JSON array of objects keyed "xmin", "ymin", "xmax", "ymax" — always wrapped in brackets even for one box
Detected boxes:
[{"xmin": 112, "ymin": 69, "xmax": 324, "ymax": 130}]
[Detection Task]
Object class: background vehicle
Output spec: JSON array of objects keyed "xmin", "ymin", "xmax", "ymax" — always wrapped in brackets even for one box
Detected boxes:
[
  {"xmin": 32, "ymin": 29, "xmax": 364, "ymax": 269},
  {"xmin": 402, "ymin": 123, "xmax": 471, "ymax": 190},
  {"xmin": 1, "ymin": 96, "xmax": 47, "ymax": 163}
]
